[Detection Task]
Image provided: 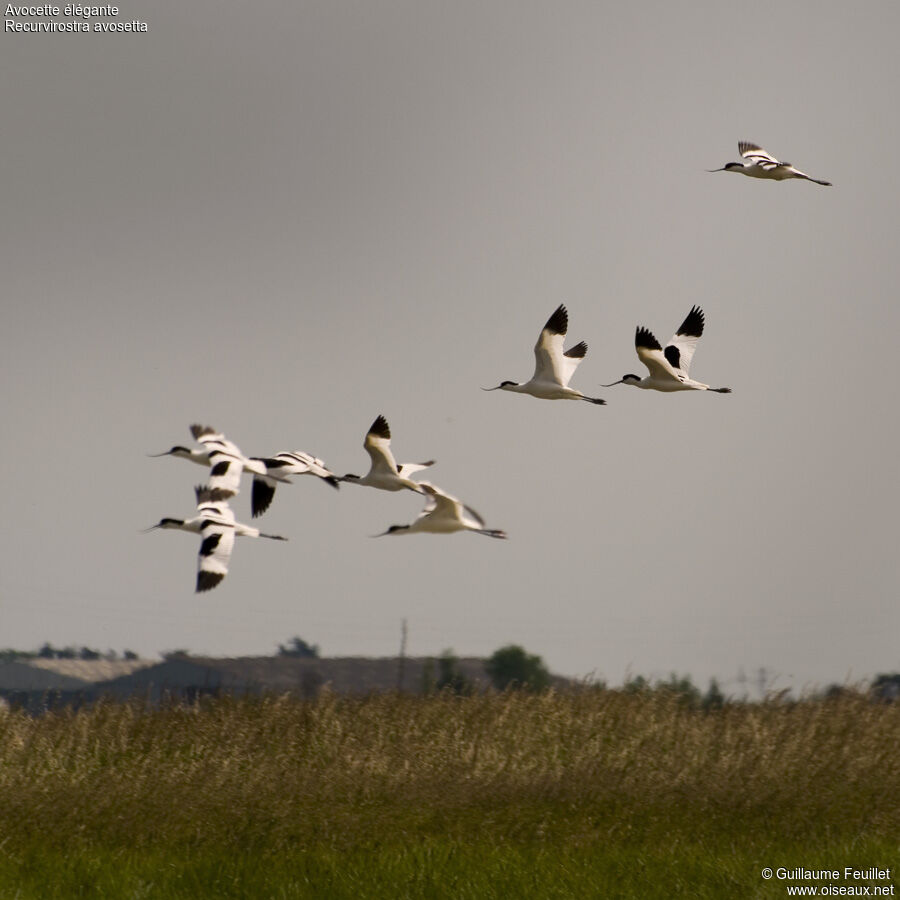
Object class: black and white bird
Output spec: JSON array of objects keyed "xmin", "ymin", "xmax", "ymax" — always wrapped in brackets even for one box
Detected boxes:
[
  {"xmin": 709, "ymin": 141, "xmax": 831, "ymax": 186},
  {"xmin": 375, "ymin": 482, "xmax": 507, "ymax": 539},
  {"xmin": 340, "ymin": 415, "xmax": 434, "ymax": 492},
  {"xmin": 144, "ymin": 486, "xmax": 287, "ymax": 592},
  {"xmin": 603, "ymin": 306, "xmax": 731, "ymax": 393},
  {"xmin": 483, "ymin": 305, "xmax": 605, "ymax": 404},
  {"xmin": 149, "ymin": 425, "xmax": 271, "ymax": 498},
  {"xmin": 249, "ymin": 451, "xmax": 340, "ymax": 518}
]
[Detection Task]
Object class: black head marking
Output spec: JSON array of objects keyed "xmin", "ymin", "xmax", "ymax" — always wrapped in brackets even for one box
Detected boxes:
[
  {"xmin": 499, "ymin": 380, "xmax": 518, "ymax": 388},
  {"xmin": 158, "ymin": 517, "xmax": 183, "ymax": 528},
  {"xmin": 387, "ymin": 524, "xmax": 410, "ymax": 534},
  {"xmin": 635, "ymin": 327, "xmax": 662, "ymax": 351},
  {"xmin": 564, "ymin": 341, "xmax": 587, "ymax": 360},
  {"xmin": 723, "ymin": 162, "xmax": 743, "ymax": 170},
  {"xmin": 543, "ymin": 304, "xmax": 568, "ymax": 336}
]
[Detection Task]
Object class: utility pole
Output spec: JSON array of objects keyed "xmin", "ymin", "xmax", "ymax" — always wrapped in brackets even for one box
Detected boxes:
[{"xmin": 396, "ymin": 618, "xmax": 408, "ymax": 692}]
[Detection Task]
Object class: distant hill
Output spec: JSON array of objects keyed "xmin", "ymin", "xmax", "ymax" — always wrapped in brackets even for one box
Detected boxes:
[{"xmin": 1, "ymin": 655, "xmax": 574, "ymax": 711}]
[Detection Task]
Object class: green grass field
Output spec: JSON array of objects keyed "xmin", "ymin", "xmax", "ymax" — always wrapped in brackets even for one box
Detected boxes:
[{"xmin": 0, "ymin": 690, "xmax": 897, "ymax": 898}]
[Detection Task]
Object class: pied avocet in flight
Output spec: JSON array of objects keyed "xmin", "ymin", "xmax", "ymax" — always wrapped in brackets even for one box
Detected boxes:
[
  {"xmin": 149, "ymin": 425, "xmax": 272, "ymax": 498},
  {"xmin": 484, "ymin": 305, "xmax": 605, "ymax": 404},
  {"xmin": 144, "ymin": 486, "xmax": 288, "ymax": 592},
  {"xmin": 709, "ymin": 141, "xmax": 831, "ymax": 186},
  {"xmin": 250, "ymin": 451, "xmax": 340, "ymax": 518},
  {"xmin": 340, "ymin": 415, "xmax": 434, "ymax": 492},
  {"xmin": 603, "ymin": 306, "xmax": 732, "ymax": 393},
  {"xmin": 375, "ymin": 482, "xmax": 507, "ymax": 539}
]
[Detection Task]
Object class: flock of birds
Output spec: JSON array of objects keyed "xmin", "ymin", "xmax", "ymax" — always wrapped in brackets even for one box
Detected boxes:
[{"xmin": 146, "ymin": 141, "xmax": 831, "ymax": 592}]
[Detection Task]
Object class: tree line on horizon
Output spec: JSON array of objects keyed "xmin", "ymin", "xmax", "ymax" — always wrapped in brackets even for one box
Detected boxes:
[{"xmin": 3, "ymin": 639, "xmax": 899, "ymax": 702}]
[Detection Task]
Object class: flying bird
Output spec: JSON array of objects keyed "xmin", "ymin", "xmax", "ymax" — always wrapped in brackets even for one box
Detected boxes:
[
  {"xmin": 144, "ymin": 486, "xmax": 288, "ymax": 592},
  {"xmin": 149, "ymin": 425, "xmax": 271, "ymax": 498},
  {"xmin": 340, "ymin": 415, "xmax": 434, "ymax": 492},
  {"xmin": 709, "ymin": 141, "xmax": 831, "ymax": 185},
  {"xmin": 375, "ymin": 482, "xmax": 507, "ymax": 539},
  {"xmin": 249, "ymin": 450, "xmax": 340, "ymax": 518},
  {"xmin": 603, "ymin": 306, "xmax": 731, "ymax": 393},
  {"xmin": 483, "ymin": 305, "xmax": 605, "ymax": 404}
]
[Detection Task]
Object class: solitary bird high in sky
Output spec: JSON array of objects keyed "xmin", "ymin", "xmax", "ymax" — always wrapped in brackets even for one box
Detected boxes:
[{"xmin": 709, "ymin": 141, "xmax": 831, "ymax": 186}]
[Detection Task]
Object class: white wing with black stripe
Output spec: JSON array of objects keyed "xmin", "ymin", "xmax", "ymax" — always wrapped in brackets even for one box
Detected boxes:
[
  {"xmin": 739, "ymin": 141, "xmax": 783, "ymax": 170},
  {"xmin": 664, "ymin": 306, "xmax": 705, "ymax": 376}
]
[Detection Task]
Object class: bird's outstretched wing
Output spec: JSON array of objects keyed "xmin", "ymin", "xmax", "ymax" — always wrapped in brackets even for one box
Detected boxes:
[
  {"xmin": 532, "ymin": 305, "xmax": 571, "ymax": 386},
  {"xmin": 635, "ymin": 327, "xmax": 684, "ymax": 383},
  {"xmin": 363, "ymin": 415, "xmax": 400, "ymax": 476},
  {"xmin": 398, "ymin": 460, "xmax": 435, "ymax": 478},
  {"xmin": 739, "ymin": 141, "xmax": 783, "ymax": 170},
  {"xmin": 190, "ymin": 424, "xmax": 245, "ymax": 496},
  {"xmin": 193, "ymin": 486, "xmax": 236, "ymax": 592},
  {"xmin": 664, "ymin": 306, "xmax": 704, "ymax": 376},
  {"xmin": 249, "ymin": 451, "xmax": 339, "ymax": 517}
]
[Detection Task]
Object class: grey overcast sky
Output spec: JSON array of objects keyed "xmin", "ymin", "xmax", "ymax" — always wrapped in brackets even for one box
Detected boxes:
[{"xmin": 3, "ymin": 1, "xmax": 898, "ymax": 693}]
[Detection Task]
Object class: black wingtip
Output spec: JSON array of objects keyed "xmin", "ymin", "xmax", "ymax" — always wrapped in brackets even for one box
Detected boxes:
[
  {"xmin": 635, "ymin": 326, "xmax": 662, "ymax": 351},
  {"xmin": 543, "ymin": 304, "xmax": 568, "ymax": 336},
  {"xmin": 195, "ymin": 484, "xmax": 228, "ymax": 504},
  {"xmin": 676, "ymin": 306, "xmax": 704, "ymax": 338},
  {"xmin": 190, "ymin": 424, "xmax": 216, "ymax": 440},
  {"xmin": 195, "ymin": 484, "xmax": 234, "ymax": 505},
  {"xmin": 251, "ymin": 478, "xmax": 275, "ymax": 518},
  {"xmin": 369, "ymin": 415, "xmax": 391, "ymax": 440},
  {"xmin": 196, "ymin": 570, "xmax": 225, "ymax": 593},
  {"xmin": 564, "ymin": 341, "xmax": 588, "ymax": 360}
]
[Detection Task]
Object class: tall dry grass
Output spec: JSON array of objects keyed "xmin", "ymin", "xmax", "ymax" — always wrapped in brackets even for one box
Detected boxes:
[{"xmin": 1, "ymin": 688, "xmax": 897, "ymax": 856}]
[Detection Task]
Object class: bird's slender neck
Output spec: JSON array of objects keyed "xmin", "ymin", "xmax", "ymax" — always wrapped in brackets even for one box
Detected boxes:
[
  {"xmin": 177, "ymin": 448, "xmax": 208, "ymax": 464},
  {"xmin": 157, "ymin": 517, "xmax": 196, "ymax": 532}
]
